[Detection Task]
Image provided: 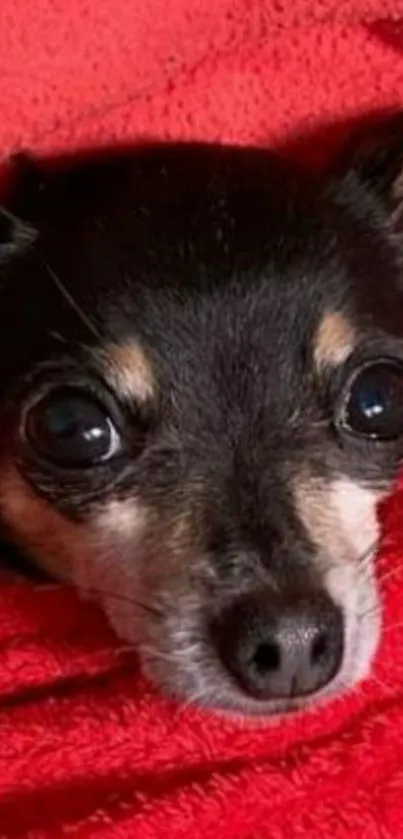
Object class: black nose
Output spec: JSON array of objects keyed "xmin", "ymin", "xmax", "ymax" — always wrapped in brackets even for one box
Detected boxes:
[{"xmin": 211, "ymin": 591, "xmax": 344, "ymax": 701}]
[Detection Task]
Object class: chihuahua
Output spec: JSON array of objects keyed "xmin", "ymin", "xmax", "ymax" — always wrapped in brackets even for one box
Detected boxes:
[{"xmin": 0, "ymin": 117, "xmax": 403, "ymax": 718}]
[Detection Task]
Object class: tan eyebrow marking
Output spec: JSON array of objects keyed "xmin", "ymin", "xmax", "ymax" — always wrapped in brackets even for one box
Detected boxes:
[
  {"xmin": 313, "ymin": 312, "xmax": 356, "ymax": 371},
  {"xmin": 101, "ymin": 342, "xmax": 155, "ymax": 403}
]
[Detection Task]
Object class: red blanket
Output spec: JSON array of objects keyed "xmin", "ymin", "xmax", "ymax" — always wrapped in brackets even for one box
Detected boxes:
[{"xmin": 2, "ymin": 2, "xmax": 403, "ymax": 837}]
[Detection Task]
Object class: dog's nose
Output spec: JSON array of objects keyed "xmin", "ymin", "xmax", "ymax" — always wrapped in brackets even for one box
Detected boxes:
[{"xmin": 212, "ymin": 591, "xmax": 344, "ymax": 701}]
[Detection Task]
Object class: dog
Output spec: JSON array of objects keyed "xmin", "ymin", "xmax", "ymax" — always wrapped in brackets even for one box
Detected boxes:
[{"xmin": 0, "ymin": 116, "xmax": 403, "ymax": 718}]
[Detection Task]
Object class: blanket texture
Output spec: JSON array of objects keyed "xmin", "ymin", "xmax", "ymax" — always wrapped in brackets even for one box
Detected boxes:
[{"xmin": 1, "ymin": 1, "xmax": 403, "ymax": 837}]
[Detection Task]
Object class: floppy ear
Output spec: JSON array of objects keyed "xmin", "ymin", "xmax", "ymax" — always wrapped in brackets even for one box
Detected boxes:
[{"xmin": 334, "ymin": 113, "xmax": 403, "ymax": 234}]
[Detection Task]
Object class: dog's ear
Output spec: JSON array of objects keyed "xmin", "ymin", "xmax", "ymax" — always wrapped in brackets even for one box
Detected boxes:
[
  {"xmin": 333, "ymin": 113, "xmax": 403, "ymax": 234},
  {"xmin": 0, "ymin": 207, "xmax": 37, "ymax": 262},
  {"xmin": 0, "ymin": 153, "xmax": 46, "ymax": 262}
]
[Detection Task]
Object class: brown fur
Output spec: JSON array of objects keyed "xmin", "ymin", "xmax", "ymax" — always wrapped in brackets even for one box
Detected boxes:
[
  {"xmin": 100, "ymin": 342, "xmax": 155, "ymax": 404},
  {"xmin": 313, "ymin": 312, "xmax": 355, "ymax": 371},
  {"xmin": 0, "ymin": 463, "xmax": 81, "ymax": 578}
]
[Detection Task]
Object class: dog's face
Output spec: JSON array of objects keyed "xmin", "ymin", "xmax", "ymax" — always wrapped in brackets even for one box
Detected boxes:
[{"xmin": 1, "ymin": 122, "xmax": 403, "ymax": 717}]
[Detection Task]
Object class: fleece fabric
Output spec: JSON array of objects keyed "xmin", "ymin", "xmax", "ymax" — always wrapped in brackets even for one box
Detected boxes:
[{"xmin": 1, "ymin": 2, "xmax": 403, "ymax": 837}]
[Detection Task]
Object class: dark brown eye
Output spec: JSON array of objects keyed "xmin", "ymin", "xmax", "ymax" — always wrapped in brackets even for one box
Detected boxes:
[
  {"xmin": 339, "ymin": 360, "xmax": 403, "ymax": 441},
  {"xmin": 24, "ymin": 387, "xmax": 121, "ymax": 468}
]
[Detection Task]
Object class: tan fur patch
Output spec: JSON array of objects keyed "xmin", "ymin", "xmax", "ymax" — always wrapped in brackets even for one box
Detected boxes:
[
  {"xmin": 293, "ymin": 473, "xmax": 382, "ymax": 568},
  {"xmin": 101, "ymin": 342, "xmax": 155, "ymax": 403},
  {"xmin": 96, "ymin": 499, "xmax": 149, "ymax": 539},
  {"xmin": 0, "ymin": 456, "xmax": 195, "ymax": 592},
  {"xmin": 95, "ymin": 500, "xmax": 194, "ymax": 568},
  {"xmin": 0, "ymin": 464, "xmax": 82, "ymax": 579},
  {"xmin": 313, "ymin": 312, "xmax": 355, "ymax": 371}
]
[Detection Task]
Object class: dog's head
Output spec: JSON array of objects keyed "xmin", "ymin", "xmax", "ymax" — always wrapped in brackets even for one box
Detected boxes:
[{"xmin": 1, "ymin": 120, "xmax": 403, "ymax": 717}]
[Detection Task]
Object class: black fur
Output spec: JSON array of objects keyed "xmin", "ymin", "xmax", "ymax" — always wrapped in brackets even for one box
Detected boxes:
[{"xmin": 0, "ymin": 120, "xmax": 403, "ymax": 713}]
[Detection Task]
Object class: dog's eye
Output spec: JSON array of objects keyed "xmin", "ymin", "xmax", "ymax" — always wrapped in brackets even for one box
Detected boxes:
[
  {"xmin": 340, "ymin": 360, "xmax": 403, "ymax": 440},
  {"xmin": 24, "ymin": 387, "xmax": 121, "ymax": 468}
]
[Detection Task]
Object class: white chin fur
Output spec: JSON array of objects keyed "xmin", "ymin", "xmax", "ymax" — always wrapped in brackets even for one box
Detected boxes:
[{"xmin": 324, "ymin": 478, "xmax": 382, "ymax": 688}]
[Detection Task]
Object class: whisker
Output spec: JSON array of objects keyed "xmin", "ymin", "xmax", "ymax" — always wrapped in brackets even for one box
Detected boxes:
[
  {"xmin": 45, "ymin": 262, "xmax": 102, "ymax": 340},
  {"xmin": 357, "ymin": 563, "xmax": 374, "ymax": 582},
  {"xmin": 356, "ymin": 602, "xmax": 382, "ymax": 622},
  {"xmin": 377, "ymin": 563, "xmax": 403, "ymax": 586},
  {"xmin": 370, "ymin": 674, "xmax": 392, "ymax": 694},
  {"xmin": 382, "ymin": 619, "xmax": 403, "ymax": 635},
  {"xmin": 34, "ymin": 575, "xmax": 164, "ymax": 619},
  {"xmin": 336, "ymin": 678, "xmax": 354, "ymax": 696},
  {"xmin": 358, "ymin": 539, "xmax": 379, "ymax": 570},
  {"xmin": 141, "ymin": 645, "xmax": 178, "ymax": 664},
  {"xmin": 47, "ymin": 329, "xmax": 68, "ymax": 344},
  {"xmin": 175, "ymin": 687, "xmax": 212, "ymax": 715},
  {"xmin": 354, "ymin": 541, "xmax": 380, "ymax": 583},
  {"xmin": 47, "ymin": 327, "xmax": 96, "ymax": 358},
  {"xmin": 80, "ymin": 585, "xmax": 164, "ymax": 618}
]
